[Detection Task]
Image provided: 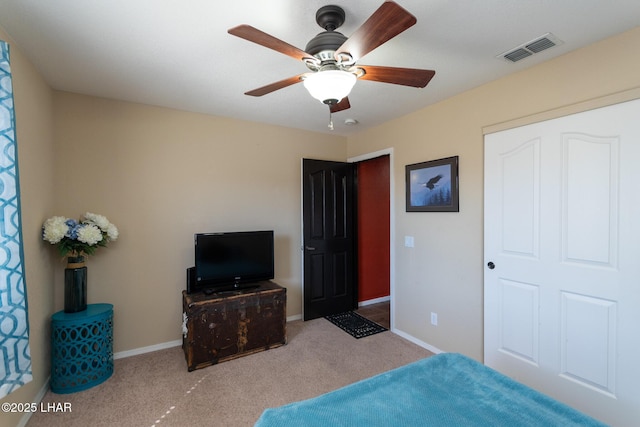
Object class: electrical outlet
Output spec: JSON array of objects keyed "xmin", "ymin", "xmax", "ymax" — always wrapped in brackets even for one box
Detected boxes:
[{"xmin": 430, "ymin": 312, "xmax": 438, "ymax": 326}]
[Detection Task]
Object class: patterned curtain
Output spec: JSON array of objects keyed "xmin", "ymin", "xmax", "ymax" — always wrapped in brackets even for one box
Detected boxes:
[{"xmin": 0, "ymin": 40, "xmax": 32, "ymax": 398}]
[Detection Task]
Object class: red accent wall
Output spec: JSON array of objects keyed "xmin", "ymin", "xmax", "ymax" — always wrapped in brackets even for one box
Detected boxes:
[{"xmin": 357, "ymin": 156, "xmax": 390, "ymax": 302}]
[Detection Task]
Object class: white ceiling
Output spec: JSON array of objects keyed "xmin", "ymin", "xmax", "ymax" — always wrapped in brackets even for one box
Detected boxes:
[{"xmin": 1, "ymin": 1, "xmax": 639, "ymax": 136}]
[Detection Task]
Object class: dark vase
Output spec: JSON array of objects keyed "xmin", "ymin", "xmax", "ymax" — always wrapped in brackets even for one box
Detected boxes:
[{"xmin": 64, "ymin": 256, "xmax": 87, "ymax": 313}]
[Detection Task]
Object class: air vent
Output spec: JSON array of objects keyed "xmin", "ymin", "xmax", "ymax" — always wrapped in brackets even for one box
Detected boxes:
[
  {"xmin": 504, "ymin": 48, "xmax": 532, "ymax": 62},
  {"xmin": 498, "ymin": 33, "xmax": 563, "ymax": 63}
]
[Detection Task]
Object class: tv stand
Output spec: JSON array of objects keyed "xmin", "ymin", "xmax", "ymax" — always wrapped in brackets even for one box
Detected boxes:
[{"xmin": 182, "ymin": 281, "xmax": 286, "ymax": 371}]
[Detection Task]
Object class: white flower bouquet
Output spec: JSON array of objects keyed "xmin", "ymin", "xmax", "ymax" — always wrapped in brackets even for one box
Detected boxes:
[{"xmin": 42, "ymin": 212, "xmax": 119, "ymax": 258}]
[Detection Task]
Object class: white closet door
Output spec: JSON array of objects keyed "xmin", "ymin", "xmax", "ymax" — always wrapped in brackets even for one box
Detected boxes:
[{"xmin": 484, "ymin": 98, "xmax": 640, "ymax": 426}]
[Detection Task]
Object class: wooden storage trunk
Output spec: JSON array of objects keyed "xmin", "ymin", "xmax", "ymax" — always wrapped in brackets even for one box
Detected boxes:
[{"xmin": 182, "ymin": 281, "xmax": 286, "ymax": 371}]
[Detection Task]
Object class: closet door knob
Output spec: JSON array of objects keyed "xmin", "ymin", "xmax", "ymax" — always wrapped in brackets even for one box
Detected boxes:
[{"xmin": 487, "ymin": 262, "xmax": 495, "ymax": 270}]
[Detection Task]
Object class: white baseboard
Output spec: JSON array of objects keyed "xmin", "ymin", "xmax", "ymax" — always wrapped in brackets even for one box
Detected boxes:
[
  {"xmin": 17, "ymin": 377, "xmax": 50, "ymax": 427},
  {"xmin": 392, "ymin": 328, "xmax": 444, "ymax": 355},
  {"xmin": 287, "ymin": 314, "xmax": 302, "ymax": 322},
  {"xmin": 114, "ymin": 339, "xmax": 182, "ymax": 360},
  {"xmin": 58, "ymin": 315, "xmax": 431, "ymax": 365},
  {"xmin": 358, "ymin": 295, "xmax": 391, "ymax": 307}
]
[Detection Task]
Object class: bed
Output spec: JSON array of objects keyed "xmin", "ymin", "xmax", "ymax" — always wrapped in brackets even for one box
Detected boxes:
[{"xmin": 255, "ymin": 353, "xmax": 606, "ymax": 426}]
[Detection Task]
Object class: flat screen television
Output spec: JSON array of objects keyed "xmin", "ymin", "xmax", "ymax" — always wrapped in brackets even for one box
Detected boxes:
[{"xmin": 191, "ymin": 230, "xmax": 274, "ymax": 293}]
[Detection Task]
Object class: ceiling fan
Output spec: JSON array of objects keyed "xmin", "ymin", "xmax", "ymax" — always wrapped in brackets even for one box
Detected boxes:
[{"xmin": 227, "ymin": 1, "xmax": 435, "ymax": 121}]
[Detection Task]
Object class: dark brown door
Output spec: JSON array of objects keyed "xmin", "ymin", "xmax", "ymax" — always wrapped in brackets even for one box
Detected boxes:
[{"xmin": 302, "ymin": 159, "xmax": 357, "ymax": 320}]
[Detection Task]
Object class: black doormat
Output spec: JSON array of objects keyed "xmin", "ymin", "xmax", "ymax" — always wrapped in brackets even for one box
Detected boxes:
[{"xmin": 324, "ymin": 311, "xmax": 388, "ymax": 339}]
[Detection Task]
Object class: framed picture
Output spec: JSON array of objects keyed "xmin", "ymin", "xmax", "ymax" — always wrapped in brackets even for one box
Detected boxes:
[{"xmin": 405, "ymin": 156, "xmax": 459, "ymax": 212}]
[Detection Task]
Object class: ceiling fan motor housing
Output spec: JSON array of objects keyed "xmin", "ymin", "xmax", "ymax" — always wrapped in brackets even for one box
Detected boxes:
[
  {"xmin": 305, "ymin": 31, "xmax": 347, "ymax": 58},
  {"xmin": 305, "ymin": 5, "xmax": 348, "ymax": 63}
]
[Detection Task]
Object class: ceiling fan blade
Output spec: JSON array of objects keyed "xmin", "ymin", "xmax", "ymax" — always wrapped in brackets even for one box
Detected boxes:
[
  {"xmin": 245, "ymin": 74, "xmax": 305, "ymax": 97},
  {"xmin": 335, "ymin": 1, "xmax": 417, "ymax": 62},
  {"xmin": 228, "ymin": 24, "xmax": 311, "ymax": 62},
  {"xmin": 330, "ymin": 97, "xmax": 351, "ymax": 113},
  {"xmin": 357, "ymin": 65, "xmax": 435, "ymax": 88}
]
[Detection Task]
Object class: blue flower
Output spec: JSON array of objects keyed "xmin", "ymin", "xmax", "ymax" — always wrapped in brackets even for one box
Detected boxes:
[{"xmin": 65, "ymin": 219, "xmax": 80, "ymax": 239}]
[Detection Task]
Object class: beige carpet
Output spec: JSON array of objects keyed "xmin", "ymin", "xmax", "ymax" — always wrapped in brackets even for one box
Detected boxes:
[{"xmin": 28, "ymin": 318, "xmax": 433, "ymax": 427}]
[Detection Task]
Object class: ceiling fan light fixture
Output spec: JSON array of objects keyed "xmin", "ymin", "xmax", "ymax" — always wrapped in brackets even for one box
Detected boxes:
[{"xmin": 303, "ymin": 70, "xmax": 356, "ymax": 105}]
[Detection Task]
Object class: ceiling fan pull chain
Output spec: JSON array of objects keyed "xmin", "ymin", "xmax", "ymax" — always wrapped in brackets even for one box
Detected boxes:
[{"xmin": 328, "ymin": 108, "xmax": 334, "ymax": 130}]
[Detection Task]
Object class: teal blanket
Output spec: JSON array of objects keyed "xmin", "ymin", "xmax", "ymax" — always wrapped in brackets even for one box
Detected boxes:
[{"xmin": 255, "ymin": 353, "xmax": 607, "ymax": 426}]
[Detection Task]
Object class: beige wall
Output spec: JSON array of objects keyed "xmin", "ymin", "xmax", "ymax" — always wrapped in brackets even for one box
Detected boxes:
[
  {"xmin": 0, "ymin": 28, "xmax": 55, "ymax": 427},
  {"xmin": 52, "ymin": 92, "xmax": 347, "ymax": 352},
  {"xmin": 347, "ymin": 27, "xmax": 640, "ymax": 360}
]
